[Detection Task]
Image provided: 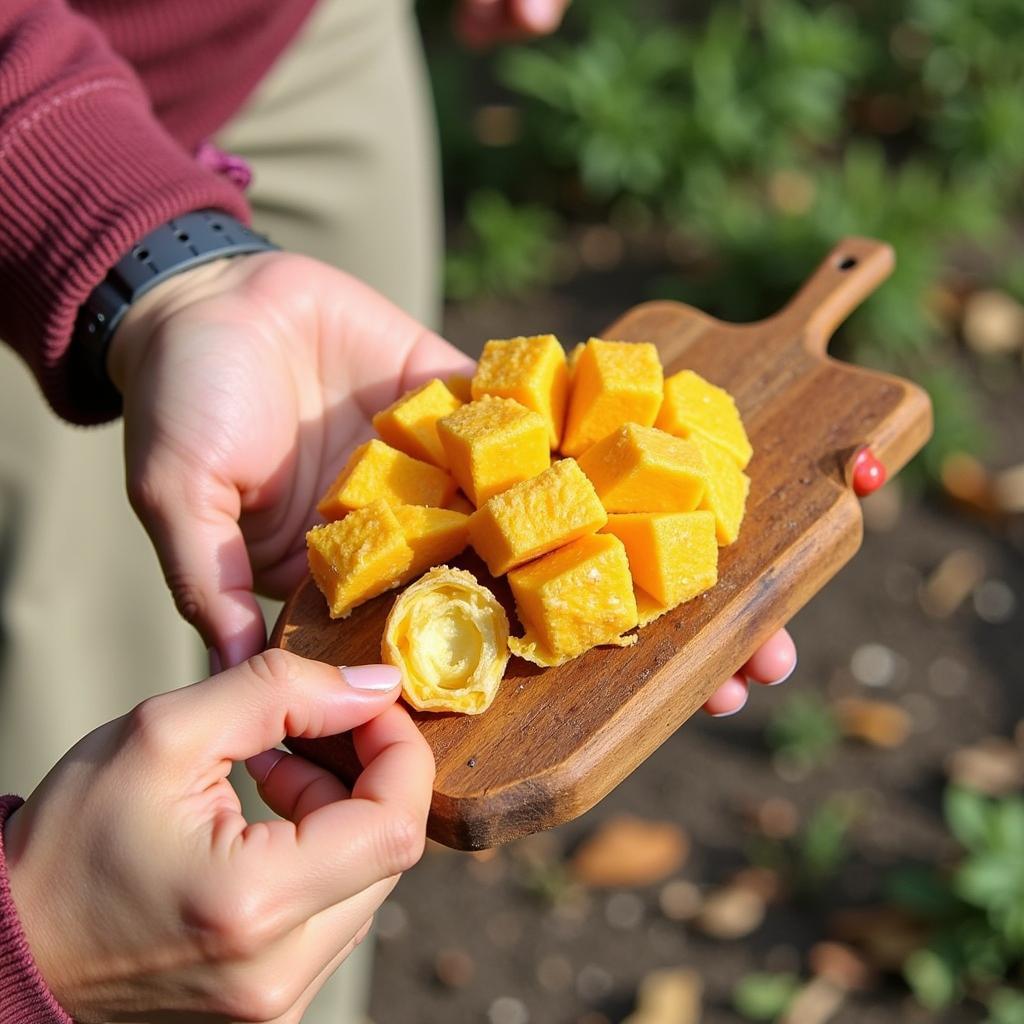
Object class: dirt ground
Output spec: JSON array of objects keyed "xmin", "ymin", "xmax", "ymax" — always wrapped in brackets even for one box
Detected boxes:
[{"xmin": 367, "ymin": 278, "xmax": 1024, "ymax": 1024}]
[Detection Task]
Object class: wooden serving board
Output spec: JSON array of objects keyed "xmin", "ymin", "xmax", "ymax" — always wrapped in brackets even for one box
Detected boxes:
[{"xmin": 271, "ymin": 237, "xmax": 932, "ymax": 850}]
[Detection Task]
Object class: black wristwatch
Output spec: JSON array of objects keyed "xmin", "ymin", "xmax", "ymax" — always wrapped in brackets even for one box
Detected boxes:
[{"xmin": 71, "ymin": 209, "xmax": 278, "ymax": 412}]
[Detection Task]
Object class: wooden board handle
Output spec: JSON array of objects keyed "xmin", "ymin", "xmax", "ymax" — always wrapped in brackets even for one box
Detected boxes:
[{"xmin": 771, "ymin": 237, "xmax": 895, "ymax": 354}]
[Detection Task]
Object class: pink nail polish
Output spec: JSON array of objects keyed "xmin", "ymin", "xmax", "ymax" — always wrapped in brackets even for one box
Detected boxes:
[{"xmin": 340, "ymin": 664, "xmax": 402, "ymax": 692}]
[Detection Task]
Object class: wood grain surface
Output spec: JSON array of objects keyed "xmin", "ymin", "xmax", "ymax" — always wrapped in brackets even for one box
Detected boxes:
[{"xmin": 271, "ymin": 236, "xmax": 933, "ymax": 850}]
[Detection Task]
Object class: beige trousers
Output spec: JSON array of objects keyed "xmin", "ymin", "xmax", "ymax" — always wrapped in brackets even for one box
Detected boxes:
[{"xmin": 0, "ymin": 0, "xmax": 441, "ymax": 1019}]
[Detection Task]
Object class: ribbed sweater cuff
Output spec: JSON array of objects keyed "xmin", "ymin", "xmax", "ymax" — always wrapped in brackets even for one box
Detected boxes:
[
  {"xmin": 0, "ymin": 82, "xmax": 250, "ymax": 425},
  {"xmin": 0, "ymin": 796, "xmax": 73, "ymax": 1024}
]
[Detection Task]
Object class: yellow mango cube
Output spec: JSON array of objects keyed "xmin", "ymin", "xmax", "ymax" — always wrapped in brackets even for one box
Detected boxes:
[
  {"xmin": 372, "ymin": 378, "xmax": 462, "ymax": 468},
  {"xmin": 656, "ymin": 369, "xmax": 752, "ymax": 469},
  {"xmin": 567, "ymin": 342, "xmax": 585, "ymax": 381},
  {"xmin": 306, "ymin": 501, "xmax": 413, "ymax": 618},
  {"xmin": 601, "ymin": 511, "xmax": 718, "ymax": 611},
  {"xmin": 469, "ymin": 458, "xmax": 607, "ymax": 576},
  {"xmin": 392, "ymin": 505, "xmax": 470, "ymax": 580},
  {"xmin": 577, "ymin": 423, "xmax": 707, "ymax": 514},
  {"xmin": 507, "ymin": 533, "xmax": 638, "ymax": 667},
  {"xmin": 472, "ymin": 334, "xmax": 569, "ymax": 448},
  {"xmin": 446, "ymin": 491, "xmax": 476, "ymax": 515},
  {"xmin": 635, "ymin": 587, "xmax": 671, "ymax": 627},
  {"xmin": 690, "ymin": 435, "xmax": 750, "ymax": 545},
  {"xmin": 445, "ymin": 374, "xmax": 473, "ymax": 403},
  {"xmin": 317, "ymin": 439, "xmax": 456, "ymax": 519},
  {"xmin": 437, "ymin": 396, "xmax": 550, "ymax": 507},
  {"xmin": 561, "ymin": 339, "xmax": 664, "ymax": 456}
]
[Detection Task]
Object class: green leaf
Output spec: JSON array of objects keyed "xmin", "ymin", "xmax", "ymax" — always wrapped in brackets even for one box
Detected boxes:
[
  {"xmin": 946, "ymin": 787, "xmax": 997, "ymax": 850},
  {"xmin": 986, "ymin": 987, "xmax": 1024, "ymax": 1024},
  {"xmin": 905, "ymin": 948, "xmax": 959, "ymax": 1010},
  {"xmin": 733, "ymin": 972, "xmax": 801, "ymax": 1021}
]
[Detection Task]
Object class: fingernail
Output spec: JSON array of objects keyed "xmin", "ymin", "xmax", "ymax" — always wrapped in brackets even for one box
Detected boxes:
[
  {"xmin": 708, "ymin": 701, "xmax": 747, "ymax": 718},
  {"xmin": 755, "ymin": 656, "xmax": 798, "ymax": 687},
  {"xmin": 340, "ymin": 664, "xmax": 402, "ymax": 692},
  {"xmin": 246, "ymin": 748, "xmax": 287, "ymax": 787},
  {"xmin": 208, "ymin": 647, "xmax": 222, "ymax": 675},
  {"xmin": 522, "ymin": 0, "xmax": 559, "ymax": 29}
]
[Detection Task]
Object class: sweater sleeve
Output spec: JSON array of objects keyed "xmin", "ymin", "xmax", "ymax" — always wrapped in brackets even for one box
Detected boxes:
[
  {"xmin": 0, "ymin": 0, "xmax": 251, "ymax": 425},
  {"xmin": 0, "ymin": 796, "xmax": 73, "ymax": 1024}
]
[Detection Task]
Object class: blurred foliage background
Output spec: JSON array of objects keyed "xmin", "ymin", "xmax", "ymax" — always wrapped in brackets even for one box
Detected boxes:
[{"xmin": 420, "ymin": 0, "xmax": 1024, "ymax": 483}]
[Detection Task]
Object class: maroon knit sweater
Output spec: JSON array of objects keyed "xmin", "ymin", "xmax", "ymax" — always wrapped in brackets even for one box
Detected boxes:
[
  {"xmin": 1, "ymin": 3, "xmax": 315, "ymax": 1018},
  {"xmin": 0, "ymin": 0, "xmax": 317, "ymax": 424}
]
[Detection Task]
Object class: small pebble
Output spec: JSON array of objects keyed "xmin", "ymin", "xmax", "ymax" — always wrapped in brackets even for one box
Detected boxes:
[
  {"xmin": 489, "ymin": 996, "xmax": 529, "ymax": 1024},
  {"xmin": 658, "ymin": 879, "xmax": 702, "ymax": 921},
  {"xmin": 755, "ymin": 797, "xmax": 800, "ymax": 839},
  {"xmin": 434, "ymin": 948, "xmax": 475, "ymax": 989},
  {"xmin": 927, "ymin": 655, "xmax": 969, "ymax": 697},
  {"xmin": 605, "ymin": 892, "xmax": 645, "ymax": 930},
  {"xmin": 850, "ymin": 643, "xmax": 898, "ymax": 688},
  {"xmin": 536, "ymin": 954, "xmax": 573, "ymax": 993},
  {"xmin": 375, "ymin": 901, "xmax": 408, "ymax": 941},
  {"xmin": 577, "ymin": 964, "xmax": 614, "ymax": 1002},
  {"xmin": 973, "ymin": 579, "xmax": 1016, "ymax": 624}
]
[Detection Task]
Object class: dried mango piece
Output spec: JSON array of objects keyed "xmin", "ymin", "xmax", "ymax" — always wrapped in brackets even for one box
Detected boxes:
[
  {"xmin": 445, "ymin": 374, "xmax": 474, "ymax": 403},
  {"xmin": 307, "ymin": 501, "xmax": 413, "ymax": 619},
  {"xmin": 577, "ymin": 423, "xmax": 707, "ymax": 514},
  {"xmin": 392, "ymin": 505, "xmax": 470, "ymax": 580},
  {"xmin": 561, "ymin": 339, "xmax": 663, "ymax": 456},
  {"xmin": 472, "ymin": 334, "xmax": 569, "ymax": 448},
  {"xmin": 446, "ymin": 491, "xmax": 476, "ymax": 516},
  {"xmin": 372, "ymin": 379, "xmax": 462, "ymax": 468},
  {"xmin": 470, "ymin": 458, "xmax": 607, "ymax": 576},
  {"xmin": 508, "ymin": 533, "xmax": 638, "ymax": 667},
  {"xmin": 566, "ymin": 342, "xmax": 585, "ymax": 381},
  {"xmin": 690, "ymin": 435, "xmax": 750, "ymax": 545},
  {"xmin": 317, "ymin": 439, "xmax": 456, "ymax": 519},
  {"xmin": 656, "ymin": 369, "xmax": 752, "ymax": 469},
  {"xmin": 437, "ymin": 396, "xmax": 550, "ymax": 507},
  {"xmin": 383, "ymin": 566, "xmax": 510, "ymax": 715},
  {"xmin": 601, "ymin": 511, "xmax": 718, "ymax": 610},
  {"xmin": 635, "ymin": 587, "xmax": 671, "ymax": 627}
]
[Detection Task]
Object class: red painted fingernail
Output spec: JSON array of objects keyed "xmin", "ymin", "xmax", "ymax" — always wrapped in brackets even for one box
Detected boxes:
[{"xmin": 852, "ymin": 447, "xmax": 886, "ymax": 497}]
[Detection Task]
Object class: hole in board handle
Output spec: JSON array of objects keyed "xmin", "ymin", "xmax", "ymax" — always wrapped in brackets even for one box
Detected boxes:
[{"xmin": 837, "ymin": 255, "xmax": 858, "ymax": 270}]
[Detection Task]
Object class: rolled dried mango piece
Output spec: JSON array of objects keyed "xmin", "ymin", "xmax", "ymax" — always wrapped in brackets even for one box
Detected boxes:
[
  {"xmin": 601, "ymin": 511, "xmax": 718, "ymax": 610},
  {"xmin": 472, "ymin": 334, "xmax": 569, "ymax": 448},
  {"xmin": 561, "ymin": 339, "xmax": 663, "ymax": 456},
  {"xmin": 307, "ymin": 501, "xmax": 413, "ymax": 619},
  {"xmin": 317, "ymin": 439, "xmax": 456, "ymax": 519},
  {"xmin": 437, "ymin": 396, "xmax": 550, "ymax": 507},
  {"xmin": 393, "ymin": 505, "xmax": 470, "ymax": 580},
  {"xmin": 689, "ymin": 435, "xmax": 750, "ymax": 545},
  {"xmin": 383, "ymin": 566, "xmax": 510, "ymax": 715},
  {"xmin": 508, "ymin": 533, "xmax": 638, "ymax": 667},
  {"xmin": 577, "ymin": 423, "xmax": 707, "ymax": 514},
  {"xmin": 372, "ymin": 379, "xmax": 462, "ymax": 468},
  {"xmin": 445, "ymin": 374, "xmax": 473, "ymax": 403},
  {"xmin": 470, "ymin": 458, "xmax": 607, "ymax": 576},
  {"xmin": 656, "ymin": 369, "xmax": 752, "ymax": 469}
]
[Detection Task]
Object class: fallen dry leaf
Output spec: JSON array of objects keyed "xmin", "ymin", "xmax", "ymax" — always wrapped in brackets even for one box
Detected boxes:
[
  {"xmin": 694, "ymin": 884, "xmax": 766, "ymax": 940},
  {"xmin": 621, "ymin": 967, "xmax": 702, "ymax": 1024},
  {"xmin": 946, "ymin": 737, "xmax": 1024, "ymax": 796},
  {"xmin": 919, "ymin": 549, "xmax": 987, "ymax": 618},
  {"xmin": 780, "ymin": 977, "xmax": 845, "ymax": 1024},
  {"xmin": 570, "ymin": 815, "xmax": 688, "ymax": 888},
  {"xmin": 837, "ymin": 698, "xmax": 912, "ymax": 748},
  {"xmin": 433, "ymin": 947, "xmax": 475, "ymax": 989},
  {"xmin": 808, "ymin": 941, "xmax": 875, "ymax": 991}
]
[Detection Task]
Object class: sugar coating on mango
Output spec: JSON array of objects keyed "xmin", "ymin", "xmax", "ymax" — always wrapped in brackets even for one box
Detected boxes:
[
  {"xmin": 656, "ymin": 369, "xmax": 752, "ymax": 469},
  {"xmin": 472, "ymin": 334, "xmax": 569, "ymax": 448},
  {"xmin": 392, "ymin": 505, "xmax": 470, "ymax": 580},
  {"xmin": 470, "ymin": 458, "xmax": 607, "ymax": 576},
  {"xmin": 508, "ymin": 533, "xmax": 638, "ymax": 667},
  {"xmin": 383, "ymin": 566, "xmax": 510, "ymax": 715},
  {"xmin": 437, "ymin": 396, "xmax": 550, "ymax": 507},
  {"xmin": 372, "ymin": 378, "xmax": 462, "ymax": 468},
  {"xmin": 561, "ymin": 339, "xmax": 664, "ymax": 456},
  {"xmin": 601, "ymin": 511, "xmax": 718, "ymax": 612},
  {"xmin": 306, "ymin": 501, "xmax": 413, "ymax": 619},
  {"xmin": 577, "ymin": 423, "xmax": 707, "ymax": 514},
  {"xmin": 690, "ymin": 435, "xmax": 750, "ymax": 546},
  {"xmin": 317, "ymin": 439, "xmax": 456, "ymax": 519},
  {"xmin": 445, "ymin": 374, "xmax": 473, "ymax": 403}
]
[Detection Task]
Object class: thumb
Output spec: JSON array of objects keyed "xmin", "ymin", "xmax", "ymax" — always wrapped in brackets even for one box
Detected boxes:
[
  {"xmin": 152, "ymin": 652, "xmax": 403, "ymax": 763},
  {"xmin": 128, "ymin": 453, "xmax": 266, "ymax": 667}
]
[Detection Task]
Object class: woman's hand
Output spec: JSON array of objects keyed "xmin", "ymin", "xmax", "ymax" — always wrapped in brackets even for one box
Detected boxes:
[
  {"xmin": 456, "ymin": 0, "xmax": 571, "ymax": 46},
  {"xmin": 3, "ymin": 651, "xmax": 433, "ymax": 1023},
  {"xmin": 109, "ymin": 249, "xmax": 796, "ymax": 711}
]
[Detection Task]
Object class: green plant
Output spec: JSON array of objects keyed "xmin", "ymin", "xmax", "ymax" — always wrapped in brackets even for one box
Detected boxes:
[
  {"xmin": 444, "ymin": 190, "xmax": 559, "ymax": 301},
  {"xmin": 765, "ymin": 693, "xmax": 840, "ymax": 771},
  {"xmin": 888, "ymin": 787, "xmax": 1024, "ymax": 1011},
  {"xmin": 733, "ymin": 971, "xmax": 801, "ymax": 1022}
]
